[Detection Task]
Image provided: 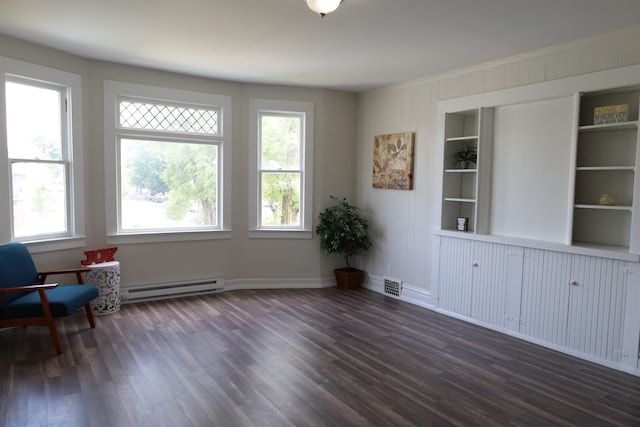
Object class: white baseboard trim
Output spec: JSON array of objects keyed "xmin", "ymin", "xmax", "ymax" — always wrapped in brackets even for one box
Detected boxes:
[{"xmin": 202, "ymin": 276, "xmax": 334, "ymax": 292}]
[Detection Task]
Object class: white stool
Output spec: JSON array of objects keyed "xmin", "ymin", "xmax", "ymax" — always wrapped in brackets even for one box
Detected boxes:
[{"xmin": 84, "ymin": 261, "xmax": 121, "ymax": 315}]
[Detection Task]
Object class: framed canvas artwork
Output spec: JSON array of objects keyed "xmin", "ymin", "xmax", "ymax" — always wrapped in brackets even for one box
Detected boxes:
[{"xmin": 372, "ymin": 132, "xmax": 415, "ymax": 190}]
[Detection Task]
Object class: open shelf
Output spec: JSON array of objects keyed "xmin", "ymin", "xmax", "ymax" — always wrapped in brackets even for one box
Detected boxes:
[
  {"xmin": 572, "ymin": 208, "xmax": 631, "ymax": 250},
  {"xmin": 573, "ymin": 87, "xmax": 640, "ymax": 250},
  {"xmin": 446, "ymin": 135, "xmax": 479, "ymax": 142},
  {"xmin": 574, "ymin": 204, "xmax": 632, "ymax": 211},
  {"xmin": 441, "ymin": 108, "xmax": 493, "ymax": 235},
  {"xmin": 444, "ymin": 198, "xmax": 476, "ymax": 203},
  {"xmin": 445, "ymin": 168, "xmax": 477, "ymax": 173},
  {"xmin": 578, "ymin": 121, "xmax": 638, "ymax": 132}
]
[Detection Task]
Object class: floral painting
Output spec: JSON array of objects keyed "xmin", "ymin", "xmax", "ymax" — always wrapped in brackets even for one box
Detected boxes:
[{"xmin": 372, "ymin": 132, "xmax": 414, "ymax": 190}]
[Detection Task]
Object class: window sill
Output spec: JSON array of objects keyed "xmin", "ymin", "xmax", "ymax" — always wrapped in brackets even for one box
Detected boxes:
[
  {"xmin": 23, "ymin": 236, "xmax": 87, "ymax": 254},
  {"xmin": 107, "ymin": 229, "xmax": 232, "ymax": 245},
  {"xmin": 248, "ymin": 229, "xmax": 313, "ymax": 239}
]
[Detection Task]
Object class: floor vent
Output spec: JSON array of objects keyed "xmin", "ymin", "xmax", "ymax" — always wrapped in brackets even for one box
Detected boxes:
[
  {"xmin": 121, "ymin": 278, "xmax": 224, "ymax": 303},
  {"xmin": 384, "ymin": 277, "xmax": 402, "ymax": 298}
]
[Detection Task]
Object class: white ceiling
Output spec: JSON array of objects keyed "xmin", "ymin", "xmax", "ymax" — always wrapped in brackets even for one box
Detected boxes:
[{"xmin": 1, "ymin": 0, "xmax": 640, "ymax": 93}]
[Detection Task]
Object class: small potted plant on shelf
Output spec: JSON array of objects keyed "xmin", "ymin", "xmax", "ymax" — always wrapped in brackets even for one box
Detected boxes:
[
  {"xmin": 316, "ymin": 195, "xmax": 372, "ymax": 289},
  {"xmin": 452, "ymin": 142, "xmax": 477, "ymax": 169}
]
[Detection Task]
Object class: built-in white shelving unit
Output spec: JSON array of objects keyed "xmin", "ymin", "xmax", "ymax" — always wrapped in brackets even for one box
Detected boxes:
[
  {"xmin": 433, "ymin": 66, "xmax": 640, "ymax": 377},
  {"xmin": 573, "ymin": 87, "xmax": 640, "ymax": 251},
  {"xmin": 441, "ymin": 108, "xmax": 493, "ymax": 234}
]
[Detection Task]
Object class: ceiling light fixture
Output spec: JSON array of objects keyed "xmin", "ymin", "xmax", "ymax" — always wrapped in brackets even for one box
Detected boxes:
[{"xmin": 305, "ymin": 0, "xmax": 343, "ymax": 17}]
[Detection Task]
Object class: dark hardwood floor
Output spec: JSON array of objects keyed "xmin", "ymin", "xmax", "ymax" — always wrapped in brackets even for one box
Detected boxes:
[{"xmin": 1, "ymin": 287, "xmax": 639, "ymax": 426}]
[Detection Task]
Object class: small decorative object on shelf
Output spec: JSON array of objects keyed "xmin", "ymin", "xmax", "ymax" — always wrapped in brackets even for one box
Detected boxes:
[
  {"xmin": 457, "ymin": 217, "xmax": 469, "ymax": 231},
  {"xmin": 599, "ymin": 193, "xmax": 617, "ymax": 206},
  {"xmin": 594, "ymin": 104, "xmax": 628, "ymax": 125},
  {"xmin": 452, "ymin": 141, "xmax": 477, "ymax": 169},
  {"xmin": 81, "ymin": 246, "xmax": 118, "ymax": 265}
]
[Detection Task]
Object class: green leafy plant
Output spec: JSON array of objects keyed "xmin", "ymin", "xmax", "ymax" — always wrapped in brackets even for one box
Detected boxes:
[
  {"xmin": 316, "ymin": 195, "xmax": 372, "ymax": 269},
  {"xmin": 452, "ymin": 142, "xmax": 477, "ymax": 167}
]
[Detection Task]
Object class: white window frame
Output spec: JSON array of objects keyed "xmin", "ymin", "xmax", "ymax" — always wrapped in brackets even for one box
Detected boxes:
[
  {"xmin": 249, "ymin": 99, "xmax": 314, "ymax": 238},
  {"xmin": 104, "ymin": 81, "xmax": 232, "ymax": 244},
  {"xmin": 0, "ymin": 57, "xmax": 85, "ymax": 252}
]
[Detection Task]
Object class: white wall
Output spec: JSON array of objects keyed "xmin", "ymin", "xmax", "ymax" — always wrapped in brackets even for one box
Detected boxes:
[
  {"xmin": 0, "ymin": 34, "xmax": 358, "ymax": 289},
  {"xmin": 356, "ymin": 84, "xmax": 438, "ymax": 301},
  {"xmin": 356, "ymin": 25, "xmax": 640, "ymax": 298},
  {"xmin": 3, "ymin": 23, "xmax": 640, "ymax": 294}
]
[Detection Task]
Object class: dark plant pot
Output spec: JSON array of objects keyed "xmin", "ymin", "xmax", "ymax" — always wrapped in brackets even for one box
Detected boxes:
[{"xmin": 334, "ymin": 268, "xmax": 365, "ymax": 289}]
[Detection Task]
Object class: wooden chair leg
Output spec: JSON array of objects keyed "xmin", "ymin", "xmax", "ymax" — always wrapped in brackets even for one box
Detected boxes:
[
  {"xmin": 85, "ymin": 303, "xmax": 96, "ymax": 328},
  {"xmin": 39, "ymin": 289, "xmax": 62, "ymax": 355},
  {"xmin": 47, "ymin": 321, "xmax": 63, "ymax": 355}
]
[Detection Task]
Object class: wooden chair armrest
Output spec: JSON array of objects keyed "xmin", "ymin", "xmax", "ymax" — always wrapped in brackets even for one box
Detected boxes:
[
  {"xmin": 39, "ymin": 267, "xmax": 91, "ymax": 284},
  {"xmin": 0, "ymin": 283, "xmax": 59, "ymax": 328},
  {"xmin": 0, "ymin": 283, "xmax": 58, "ymax": 293}
]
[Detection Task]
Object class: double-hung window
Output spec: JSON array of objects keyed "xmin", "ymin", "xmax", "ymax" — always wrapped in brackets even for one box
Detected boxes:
[
  {"xmin": 104, "ymin": 81, "xmax": 231, "ymax": 243},
  {"xmin": 0, "ymin": 58, "xmax": 84, "ymax": 249},
  {"xmin": 249, "ymin": 99, "xmax": 314, "ymax": 238}
]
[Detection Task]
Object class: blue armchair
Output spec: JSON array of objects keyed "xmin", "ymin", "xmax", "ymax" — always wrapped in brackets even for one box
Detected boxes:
[{"xmin": 0, "ymin": 242, "xmax": 99, "ymax": 355}]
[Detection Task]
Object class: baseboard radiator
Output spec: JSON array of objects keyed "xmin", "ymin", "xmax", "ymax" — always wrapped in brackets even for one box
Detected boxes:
[{"xmin": 121, "ymin": 278, "xmax": 224, "ymax": 303}]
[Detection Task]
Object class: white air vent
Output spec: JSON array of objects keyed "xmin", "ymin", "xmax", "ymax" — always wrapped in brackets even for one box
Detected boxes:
[
  {"xmin": 384, "ymin": 277, "xmax": 402, "ymax": 298},
  {"xmin": 121, "ymin": 278, "xmax": 224, "ymax": 303}
]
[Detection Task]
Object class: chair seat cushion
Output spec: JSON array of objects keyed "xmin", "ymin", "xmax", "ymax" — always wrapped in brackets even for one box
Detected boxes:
[{"xmin": 0, "ymin": 284, "xmax": 99, "ymax": 319}]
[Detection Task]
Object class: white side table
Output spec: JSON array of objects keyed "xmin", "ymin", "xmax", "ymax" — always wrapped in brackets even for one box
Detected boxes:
[{"xmin": 84, "ymin": 261, "xmax": 121, "ymax": 315}]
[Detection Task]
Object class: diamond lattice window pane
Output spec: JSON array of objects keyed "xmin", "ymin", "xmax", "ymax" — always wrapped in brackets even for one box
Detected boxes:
[{"xmin": 119, "ymin": 100, "xmax": 219, "ymax": 135}]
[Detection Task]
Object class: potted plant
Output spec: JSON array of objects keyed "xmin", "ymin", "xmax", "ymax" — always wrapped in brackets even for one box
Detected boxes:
[
  {"xmin": 316, "ymin": 195, "xmax": 372, "ymax": 289},
  {"xmin": 452, "ymin": 141, "xmax": 477, "ymax": 169}
]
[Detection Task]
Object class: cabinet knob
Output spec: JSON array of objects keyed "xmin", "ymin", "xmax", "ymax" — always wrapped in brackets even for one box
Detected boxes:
[
  {"xmin": 472, "ymin": 261, "xmax": 479, "ymax": 267},
  {"xmin": 568, "ymin": 280, "xmax": 578, "ymax": 286}
]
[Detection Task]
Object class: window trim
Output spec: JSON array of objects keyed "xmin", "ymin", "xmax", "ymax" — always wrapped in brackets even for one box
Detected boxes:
[
  {"xmin": 104, "ymin": 81, "xmax": 232, "ymax": 244},
  {"xmin": 0, "ymin": 57, "xmax": 85, "ymax": 251},
  {"xmin": 248, "ymin": 99, "xmax": 314, "ymax": 239}
]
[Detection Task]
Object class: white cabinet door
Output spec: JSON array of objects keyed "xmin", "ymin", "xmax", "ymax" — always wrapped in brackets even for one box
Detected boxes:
[
  {"xmin": 470, "ymin": 244, "xmax": 524, "ymax": 331},
  {"xmin": 520, "ymin": 249, "xmax": 628, "ymax": 362},
  {"xmin": 439, "ymin": 237, "xmax": 521, "ymax": 328},
  {"xmin": 469, "ymin": 241, "xmax": 516, "ymax": 328},
  {"xmin": 438, "ymin": 236, "xmax": 474, "ymax": 316},
  {"xmin": 621, "ymin": 262, "xmax": 640, "ymax": 372},
  {"xmin": 567, "ymin": 255, "xmax": 628, "ymax": 362},
  {"xmin": 519, "ymin": 248, "xmax": 573, "ymax": 346}
]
